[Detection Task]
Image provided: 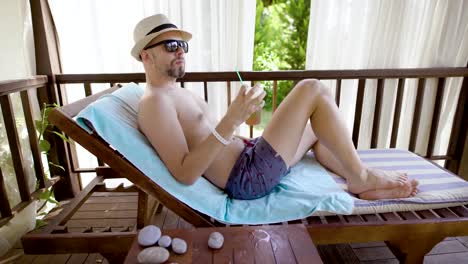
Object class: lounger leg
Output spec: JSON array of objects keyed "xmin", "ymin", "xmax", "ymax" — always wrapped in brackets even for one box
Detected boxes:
[
  {"xmin": 137, "ymin": 189, "xmax": 159, "ymax": 228},
  {"xmin": 386, "ymin": 236, "xmax": 444, "ymax": 264}
]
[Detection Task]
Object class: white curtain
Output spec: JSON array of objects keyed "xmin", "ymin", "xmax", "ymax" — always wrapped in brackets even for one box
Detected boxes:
[
  {"xmin": 48, "ymin": 0, "xmax": 256, "ymax": 185},
  {"xmin": 306, "ymin": 0, "xmax": 468, "ymax": 159},
  {"xmin": 0, "ymin": 0, "xmax": 38, "ymax": 257}
]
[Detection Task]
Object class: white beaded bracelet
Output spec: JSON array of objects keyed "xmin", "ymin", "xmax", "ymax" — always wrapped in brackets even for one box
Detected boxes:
[{"xmin": 212, "ymin": 128, "xmax": 231, "ymax": 146}]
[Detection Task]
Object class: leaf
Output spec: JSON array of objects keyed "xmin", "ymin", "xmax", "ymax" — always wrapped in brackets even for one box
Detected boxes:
[
  {"xmin": 39, "ymin": 139, "xmax": 50, "ymax": 152},
  {"xmin": 51, "ymin": 131, "xmax": 70, "ymax": 143},
  {"xmin": 38, "ymin": 190, "xmax": 51, "ymax": 200},
  {"xmin": 35, "ymin": 219, "xmax": 48, "ymax": 229},
  {"xmin": 49, "ymin": 162, "xmax": 65, "ymax": 171},
  {"xmin": 34, "ymin": 120, "xmax": 44, "ymax": 134},
  {"xmin": 46, "ymin": 197, "xmax": 59, "ymax": 205}
]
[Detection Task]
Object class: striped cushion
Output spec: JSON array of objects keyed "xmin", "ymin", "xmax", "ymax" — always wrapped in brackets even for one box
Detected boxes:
[{"xmin": 329, "ymin": 149, "xmax": 468, "ymax": 214}]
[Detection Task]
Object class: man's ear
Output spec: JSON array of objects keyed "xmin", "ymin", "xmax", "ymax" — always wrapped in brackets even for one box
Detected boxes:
[{"xmin": 140, "ymin": 50, "xmax": 149, "ymax": 62}]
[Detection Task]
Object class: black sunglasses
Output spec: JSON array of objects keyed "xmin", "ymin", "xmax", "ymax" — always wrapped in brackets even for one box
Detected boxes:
[{"xmin": 144, "ymin": 39, "xmax": 189, "ymax": 53}]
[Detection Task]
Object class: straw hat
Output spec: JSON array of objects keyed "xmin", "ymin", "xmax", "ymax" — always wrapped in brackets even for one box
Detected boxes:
[{"xmin": 131, "ymin": 14, "xmax": 192, "ymax": 61}]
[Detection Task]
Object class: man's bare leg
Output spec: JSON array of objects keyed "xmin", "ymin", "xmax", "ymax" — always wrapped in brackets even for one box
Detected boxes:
[
  {"xmin": 262, "ymin": 79, "xmax": 413, "ymax": 198},
  {"xmin": 291, "ymin": 125, "xmax": 418, "ymax": 199}
]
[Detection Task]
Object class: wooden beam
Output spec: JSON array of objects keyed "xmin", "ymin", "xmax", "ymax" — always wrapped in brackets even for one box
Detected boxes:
[{"xmin": 30, "ymin": 0, "xmax": 79, "ymax": 200}]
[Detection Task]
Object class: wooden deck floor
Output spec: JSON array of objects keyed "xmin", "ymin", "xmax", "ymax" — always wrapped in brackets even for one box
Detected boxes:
[{"xmin": 2, "ymin": 191, "xmax": 468, "ymax": 263}]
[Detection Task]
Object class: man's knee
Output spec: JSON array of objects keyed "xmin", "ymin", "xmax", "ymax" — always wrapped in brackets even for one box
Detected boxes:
[{"xmin": 295, "ymin": 79, "xmax": 329, "ymax": 98}]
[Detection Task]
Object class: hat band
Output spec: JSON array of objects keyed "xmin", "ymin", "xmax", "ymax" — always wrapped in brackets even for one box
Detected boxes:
[{"xmin": 146, "ymin": 23, "xmax": 177, "ymax": 36}]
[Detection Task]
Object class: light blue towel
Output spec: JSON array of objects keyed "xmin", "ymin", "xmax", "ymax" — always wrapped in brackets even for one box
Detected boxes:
[{"xmin": 76, "ymin": 83, "xmax": 353, "ymax": 224}]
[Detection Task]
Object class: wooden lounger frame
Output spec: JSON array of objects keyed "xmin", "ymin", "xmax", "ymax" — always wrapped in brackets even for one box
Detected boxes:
[{"xmin": 22, "ymin": 69, "xmax": 468, "ymax": 263}]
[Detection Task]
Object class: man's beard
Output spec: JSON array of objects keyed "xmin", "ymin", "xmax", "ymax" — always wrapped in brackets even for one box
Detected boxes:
[{"xmin": 167, "ymin": 61, "xmax": 185, "ymax": 78}]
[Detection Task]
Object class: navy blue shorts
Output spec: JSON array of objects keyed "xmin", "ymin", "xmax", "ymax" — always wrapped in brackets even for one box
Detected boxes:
[{"xmin": 225, "ymin": 137, "xmax": 290, "ymax": 200}]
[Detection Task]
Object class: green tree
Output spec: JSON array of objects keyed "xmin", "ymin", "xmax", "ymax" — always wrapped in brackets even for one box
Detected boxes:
[{"xmin": 253, "ymin": 0, "xmax": 310, "ymax": 112}]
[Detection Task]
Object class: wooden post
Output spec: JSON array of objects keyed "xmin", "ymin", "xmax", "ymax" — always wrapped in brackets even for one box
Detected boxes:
[
  {"xmin": 30, "ymin": 0, "xmax": 79, "ymax": 199},
  {"xmin": 446, "ymin": 63, "xmax": 468, "ymax": 176}
]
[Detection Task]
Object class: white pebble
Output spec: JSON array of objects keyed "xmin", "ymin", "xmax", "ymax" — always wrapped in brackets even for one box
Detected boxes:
[
  {"xmin": 158, "ymin": 235, "xmax": 172, "ymax": 248},
  {"xmin": 208, "ymin": 232, "xmax": 224, "ymax": 249},
  {"xmin": 138, "ymin": 225, "xmax": 161, "ymax": 247},
  {"xmin": 171, "ymin": 238, "xmax": 187, "ymax": 254},
  {"xmin": 137, "ymin": 246, "xmax": 169, "ymax": 264}
]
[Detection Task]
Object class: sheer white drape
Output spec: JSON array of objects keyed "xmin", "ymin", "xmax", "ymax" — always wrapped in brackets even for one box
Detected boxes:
[
  {"xmin": 48, "ymin": 0, "xmax": 256, "ymax": 184},
  {"xmin": 0, "ymin": 0, "xmax": 37, "ymax": 257},
  {"xmin": 306, "ymin": 0, "xmax": 468, "ymax": 158}
]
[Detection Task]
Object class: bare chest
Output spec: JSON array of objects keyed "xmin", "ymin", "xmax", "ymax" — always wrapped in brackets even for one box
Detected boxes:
[{"xmin": 174, "ymin": 95, "xmax": 213, "ymax": 149}]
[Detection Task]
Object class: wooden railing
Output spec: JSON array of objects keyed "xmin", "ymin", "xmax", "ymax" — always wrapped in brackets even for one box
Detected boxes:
[
  {"xmin": 54, "ymin": 67, "xmax": 468, "ymax": 174},
  {"xmin": 0, "ymin": 76, "xmax": 60, "ymax": 227},
  {"xmin": 1, "ymin": 68, "xmax": 467, "ymax": 227}
]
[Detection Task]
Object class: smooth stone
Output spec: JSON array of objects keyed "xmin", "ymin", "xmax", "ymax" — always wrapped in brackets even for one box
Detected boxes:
[
  {"xmin": 158, "ymin": 235, "xmax": 172, "ymax": 248},
  {"xmin": 138, "ymin": 225, "xmax": 161, "ymax": 247},
  {"xmin": 171, "ymin": 238, "xmax": 187, "ymax": 254},
  {"xmin": 137, "ymin": 246, "xmax": 169, "ymax": 264},
  {"xmin": 208, "ymin": 232, "xmax": 224, "ymax": 249}
]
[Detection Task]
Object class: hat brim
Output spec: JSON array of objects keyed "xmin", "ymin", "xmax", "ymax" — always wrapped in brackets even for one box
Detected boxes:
[{"xmin": 131, "ymin": 28, "xmax": 192, "ymax": 61}]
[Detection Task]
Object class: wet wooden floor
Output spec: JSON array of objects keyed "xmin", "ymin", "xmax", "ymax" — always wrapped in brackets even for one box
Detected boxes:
[{"xmin": 2, "ymin": 191, "xmax": 468, "ymax": 263}]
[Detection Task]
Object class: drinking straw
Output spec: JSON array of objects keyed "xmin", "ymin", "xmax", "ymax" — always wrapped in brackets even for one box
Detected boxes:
[{"xmin": 235, "ymin": 67, "xmax": 244, "ymax": 85}]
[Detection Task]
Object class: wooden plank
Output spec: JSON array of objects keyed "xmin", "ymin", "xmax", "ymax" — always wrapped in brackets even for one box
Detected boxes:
[
  {"xmin": 371, "ymin": 79, "xmax": 384, "ymax": 148},
  {"xmin": 191, "ymin": 228, "xmax": 212, "ymax": 264},
  {"xmin": 79, "ymin": 202, "xmax": 137, "ymax": 211},
  {"xmin": 42, "ymin": 176, "xmax": 103, "ymax": 233},
  {"xmin": 0, "ymin": 76, "xmax": 48, "ymax": 96},
  {"xmin": 361, "ymin": 214, "xmax": 382, "ymax": 222},
  {"xmin": 20, "ymin": 89, "xmax": 46, "ymax": 188},
  {"xmin": 396, "ymin": 211, "xmax": 420, "ymax": 221},
  {"xmin": 0, "ymin": 168, "xmax": 12, "ymax": 217},
  {"xmin": 306, "ymin": 216, "xmax": 323, "ymax": 225},
  {"xmin": 390, "ymin": 78, "xmax": 405, "ymax": 148},
  {"xmin": 83, "ymin": 83, "xmax": 92, "ymax": 97},
  {"xmin": 335, "ymin": 79, "xmax": 342, "ymax": 107},
  {"xmin": 288, "ymin": 225, "xmax": 323, "ymax": 263},
  {"xmin": 71, "ymin": 210, "xmax": 137, "ymax": 219},
  {"xmin": 446, "ymin": 71, "xmax": 468, "ymax": 173},
  {"xmin": 0, "ymin": 94, "xmax": 31, "ymax": 202},
  {"xmin": 433, "ymin": 208, "xmax": 458, "ymax": 218},
  {"xmin": 426, "ymin": 77, "xmax": 446, "ymax": 157},
  {"xmin": 344, "ymin": 215, "xmax": 364, "ymax": 223},
  {"xmin": 91, "ymin": 191, "xmax": 138, "ymax": 197},
  {"xmin": 415, "ymin": 210, "xmax": 440, "ymax": 219},
  {"xmin": 226, "ymin": 81, "xmax": 232, "ymax": 108},
  {"xmin": 65, "ymin": 254, "xmax": 88, "ymax": 264},
  {"xmin": 449, "ymin": 206, "xmax": 468, "ymax": 217},
  {"xmin": 352, "ymin": 79, "xmax": 366, "ymax": 147},
  {"xmin": 204, "ymin": 81, "xmax": 208, "ymax": 102},
  {"xmin": 325, "ymin": 215, "xmax": 342, "ymax": 224},
  {"xmin": 84, "ymin": 195, "xmax": 138, "ymax": 204},
  {"xmin": 409, "ymin": 78, "xmax": 426, "ymax": 152},
  {"xmin": 54, "ymin": 67, "xmax": 468, "ymax": 84},
  {"xmin": 380, "ymin": 212, "xmax": 402, "ymax": 221},
  {"xmin": 65, "ymin": 218, "xmax": 136, "ymax": 228},
  {"xmin": 84, "ymin": 254, "xmax": 108, "ymax": 264},
  {"xmin": 137, "ymin": 189, "xmax": 147, "ymax": 229}
]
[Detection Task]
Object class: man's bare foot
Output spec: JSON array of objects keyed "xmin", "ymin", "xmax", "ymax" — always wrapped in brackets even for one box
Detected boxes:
[
  {"xmin": 348, "ymin": 168, "xmax": 408, "ymax": 195},
  {"xmin": 358, "ymin": 179, "xmax": 419, "ymax": 200}
]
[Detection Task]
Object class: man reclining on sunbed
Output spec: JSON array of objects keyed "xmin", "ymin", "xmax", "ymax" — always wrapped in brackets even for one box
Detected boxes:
[{"xmin": 133, "ymin": 14, "xmax": 418, "ymax": 201}]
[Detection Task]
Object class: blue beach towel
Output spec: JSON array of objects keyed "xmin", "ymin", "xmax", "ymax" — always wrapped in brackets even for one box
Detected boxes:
[{"xmin": 76, "ymin": 83, "xmax": 354, "ymax": 224}]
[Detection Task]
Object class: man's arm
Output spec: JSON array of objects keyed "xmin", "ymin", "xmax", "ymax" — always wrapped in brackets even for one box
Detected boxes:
[{"xmin": 138, "ymin": 95, "xmax": 237, "ymax": 185}]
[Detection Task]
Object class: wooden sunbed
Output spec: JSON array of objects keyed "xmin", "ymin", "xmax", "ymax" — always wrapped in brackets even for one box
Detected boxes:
[{"xmin": 22, "ymin": 69, "xmax": 468, "ymax": 263}]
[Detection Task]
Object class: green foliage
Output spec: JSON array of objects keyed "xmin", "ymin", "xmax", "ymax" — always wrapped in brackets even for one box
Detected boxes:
[
  {"xmin": 253, "ymin": 0, "xmax": 310, "ymax": 111},
  {"xmin": 34, "ymin": 103, "xmax": 66, "ymax": 228}
]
